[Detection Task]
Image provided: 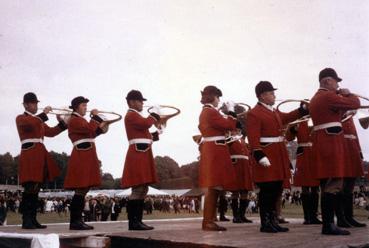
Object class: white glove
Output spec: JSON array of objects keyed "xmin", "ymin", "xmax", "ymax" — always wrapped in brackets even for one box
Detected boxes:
[
  {"xmin": 98, "ymin": 113, "xmax": 108, "ymax": 121},
  {"xmin": 259, "ymin": 157, "xmax": 271, "ymax": 167},
  {"xmin": 151, "ymin": 105, "xmax": 161, "ymax": 115},
  {"xmin": 43, "ymin": 106, "xmax": 52, "ymax": 114},
  {"xmin": 156, "ymin": 126, "xmax": 164, "ymax": 134},
  {"xmin": 225, "ymin": 101, "xmax": 235, "ymax": 112}
]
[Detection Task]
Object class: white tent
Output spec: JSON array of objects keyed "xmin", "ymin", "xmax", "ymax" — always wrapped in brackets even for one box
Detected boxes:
[
  {"xmin": 37, "ymin": 187, "xmax": 170, "ymax": 198},
  {"xmin": 86, "ymin": 189, "xmax": 125, "ymax": 198},
  {"xmin": 161, "ymin": 189, "xmax": 191, "ymax": 196},
  {"xmin": 116, "ymin": 186, "xmax": 170, "ymax": 197},
  {"xmin": 38, "ymin": 191, "xmax": 74, "ymax": 198}
]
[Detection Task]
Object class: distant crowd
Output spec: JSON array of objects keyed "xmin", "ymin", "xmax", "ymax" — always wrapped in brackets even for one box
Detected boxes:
[
  {"xmin": 281, "ymin": 186, "xmax": 368, "ymax": 209},
  {"xmin": 0, "ymin": 186, "xmax": 368, "ymax": 225}
]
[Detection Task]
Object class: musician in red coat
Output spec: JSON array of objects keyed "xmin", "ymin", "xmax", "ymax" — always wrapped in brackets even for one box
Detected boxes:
[
  {"xmin": 309, "ymin": 68, "xmax": 360, "ymax": 235},
  {"xmin": 198, "ymin": 85, "xmax": 237, "ymax": 231},
  {"xmin": 340, "ymin": 113, "xmax": 366, "ymax": 227},
  {"xmin": 228, "ymin": 132, "xmax": 254, "ymax": 224},
  {"xmin": 246, "ymin": 81, "xmax": 308, "ymax": 233},
  {"xmin": 64, "ymin": 96, "xmax": 107, "ymax": 230},
  {"xmin": 16, "ymin": 92, "xmax": 67, "ymax": 229},
  {"xmin": 122, "ymin": 90, "xmax": 160, "ymax": 231},
  {"xmin": 286, "ymin": 121, "xmax": 321, "ymax": 225}
]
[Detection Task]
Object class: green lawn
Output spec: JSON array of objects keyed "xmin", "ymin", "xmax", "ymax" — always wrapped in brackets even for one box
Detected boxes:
[{"xmin": 4, "ymin": 203, "xmax": 369, "ymax": 225}]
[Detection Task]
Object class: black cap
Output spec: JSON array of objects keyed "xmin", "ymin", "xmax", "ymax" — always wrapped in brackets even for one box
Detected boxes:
[
  {"xmin": 255, "ymin": 81, "xmax": 277, "ymax": 97},
  {"xmin": 319, "ymin": 68, "xmax": 342, "ymax": 82},
  {"xmin": 23, "ymin": 92, "xmax": 39, "ymax": 103},
  {"xmin": 201, "ymin": 85, "xmax": 222, "ymax": 97},
  {"xmin": 69, "ymin": 96, "xmax": 89, "ymax": 110},
  {"xmin": 126, "ymin": 90, "xmax": 147, "ymax": 101}
]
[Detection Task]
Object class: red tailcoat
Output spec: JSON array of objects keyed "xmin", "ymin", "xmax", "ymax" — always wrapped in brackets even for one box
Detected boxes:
[
  {"xmin": 121, "ymin": 109, "xmax": 159, "ymax": 188},
  {"xmin": 288, "ymin": 121, "xmax": 320, "ymax": 187},
  {"xmin": 16, "ymin": 112, "xmax": 66, "ymax": 184},
  {"xmin": 198, "ymin": 104, "xmax": 237, "ymax": 190},
  {"xmin": 228, "ymin": 139, "xmax": 254, "ymax": 191},
  {"xmin": 309, "ymin": 89, "xmax": 360, "ymax": 179},
  {"xmin": 342, "ymin": 117, "xmax": 364, "ymax": 178},
  {"xmin": 246, "ymin": 103, "xmax": 301, "ymax": 183},
  {"xmin": 64, "ymin": 113, "xmax": 103, "ymax": 189}
]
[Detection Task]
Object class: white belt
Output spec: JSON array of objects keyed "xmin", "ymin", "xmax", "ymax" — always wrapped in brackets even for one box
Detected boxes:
[
  {"xmin": 344, "ymin": 134, "xmax": 357, "ymax": 140},
  {"xmin": 298, "ymin": 142, "xmax": 312, "ymax": 147},
  {"xmin": 231, "ymin": 155, "xmax": 249, "ymax": 160},
  {"xmin": 128, "ymin": 138, "xmax": 153, "ymax": 145},
  {"xmin": 21, "ymin": 138, "xmax": 43, "ymax": 144},
  {"xmin": 260, "ymin": 136, "xmax": 284, "ymax": 143},
  {"xmin": 202, "ymin": 136, "xmax": 226, "ymax": 142},
  {"xmin": 313, "ymin": 122, "xmax": 342, "ymax": 131},
  {"xmin": 73, "ymin": 138, "xmax": 95, "ymax": 146}
]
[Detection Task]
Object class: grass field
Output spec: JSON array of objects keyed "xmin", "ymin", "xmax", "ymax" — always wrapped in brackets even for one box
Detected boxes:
[{"xmin": 4, "ymin": 203, "xmax": 369, "ymax": 225}]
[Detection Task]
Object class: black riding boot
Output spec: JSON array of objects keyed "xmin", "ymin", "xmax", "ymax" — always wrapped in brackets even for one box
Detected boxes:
[
  {"xmin": 321, "ymin": 193, "xmax": 350, "ymax": 235},
  {"xmin": 259, "ymin": 191, "xmax": 277, "ymax": 233},
  {"xmin": 270, "ymin": 210, "xmax": 289, "ymax": 232},
  {"xmin": 301, "ymin": 193, "xmax": 311, "ymax": 225},
  {"xmin": 138, "ymin": 200, "xmax": 154, "ymax": 230},
  {"xmin": 218, "ymin": 197, "xmax": 229, "ymax": 221},
  {"xmin": 30, "ymin": 194, "xmax": 47, "ymax": 228},
  {"xmin": 344, "ymin": 193, "xmax": 366, "ymax": 227},
  {"xmin": 239, "ymin": 199, "xmax": 252, "ymax": 223},
  {"xmin": 70, "ymin": 195, "xmax": 93, "ymax": 230},
  {"xmin": 21, "ymin": 193, "xmax": 37, "ymax": 229},
  {"xmin": 310, "ymin": 191, "xmax": 322, "ymax": 224},
  {"xmin": 231, "ymin": 198, "xmax": 242, "ymax": 223},
  {"xmin": 127, "ymin": 200, "xmax": 152, "ymax": 231},
  {"xmin": 335, "ymin": 192, "xmax": 352, "ymax": 228}
]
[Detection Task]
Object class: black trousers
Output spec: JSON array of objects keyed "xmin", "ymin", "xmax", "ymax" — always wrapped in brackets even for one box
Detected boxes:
[
  {"xmin": 256, "ymin": 181, "xmax": 283, "ymax": 217},
  {"xmin": 343, "ymin": 177, "xmax": 356, "ymax": 194},
  {"xmin": 302, "ymin": 186, "xmax": 319, "ymax": 194}
]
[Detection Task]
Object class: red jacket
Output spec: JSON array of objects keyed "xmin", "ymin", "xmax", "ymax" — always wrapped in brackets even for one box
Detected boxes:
[
  {"xmin": 198, "ymin": 104, "xmax": 238, "ymax": 190},
  {"xmin": 228, "ymin": 138, "xmax": 254, "ymax": 191},
  {"xmin": 342, "ymin": 117, "xmax": 364, "ymax": 178},
  {"xmin": 16, "ymin": 112, "xmax": 66, "ymax": 184},
  {"xmin": 309, "ymin": 89, "xmax": 360, "ymax": 179},
  {"xmin": 121, "ymin": 109, "xmax": 159, "ymax": 188},
  {"xmin": 64, "ymin": 113, "xmax": 103, "ymax": 189},
  {"xmin": 286, "ymin": 121, "xmax": 320, "ymax": 187},
  {"xmin": 246, "ymin": 103, "xmax": 301, "ymax": 183}
]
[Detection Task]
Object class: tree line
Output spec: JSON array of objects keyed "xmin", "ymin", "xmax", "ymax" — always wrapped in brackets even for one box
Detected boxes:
[{"xmin": 0, "ymin": 152, "xmax": 199, "ymax": 189}]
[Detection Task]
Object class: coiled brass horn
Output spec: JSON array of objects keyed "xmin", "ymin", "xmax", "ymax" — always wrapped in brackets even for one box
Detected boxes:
[
  {"xmin": 276, "ymin": 99, "xmax": 311, "ymax": 136},
  {"xmin": 276, "ymin": 99, "xmax": 310, "ymax": 126},
  {"xmin": 147, "ymin": 105, "xmax": 181, "ymax": 130},
  {"xmin": 38, "ymin": 107, "xmax": 122, "ymax": 127},
  {"xmin": 350, "ymin": 94, "xmax": 369, "ymax": 129},
  {"xmin": 219, "ymin": 102, "xmax": 251, "ymax": 117},
  {"xmin": 359, "ymin": 116, "xmax": 369, "ymax": 129},
  {"xmin": 355, "ymin": 94, "xmax": 369, "ymax": 109}
]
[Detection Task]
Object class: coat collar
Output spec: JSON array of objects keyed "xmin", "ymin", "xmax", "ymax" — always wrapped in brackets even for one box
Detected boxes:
[
  {"xmin": 258, "ymin": 101, "xmax": 274, "ymax": 112},
  {"xmin": 128, "ymin": 108, "xmax": 145, "ymax": 117},
  {"xmin": 128, "ymin": 108, "xmax": 141, "ymax": 114},
  {"xmin": 24, "ymin": 110, "xmax": 37, "ymax": 117},
  {"xmin": 72, "ymin": 112, "xmax": 84, "ymax": 118},
  {"xmin": 203, "ymin": 103, "xmax": 216, "ymax": 109},
  {"xmin": 318, "ymin": 87, "xmax": 329, "ymax": 91}
]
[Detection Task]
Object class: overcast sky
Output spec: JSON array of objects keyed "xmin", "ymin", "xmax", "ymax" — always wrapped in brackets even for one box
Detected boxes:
[{"xmin": 0, "ymin": 0, "xmax": 368, "ymax": 178}]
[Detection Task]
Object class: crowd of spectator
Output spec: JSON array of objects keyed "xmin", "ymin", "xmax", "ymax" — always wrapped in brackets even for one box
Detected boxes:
[{"xmin": 0, "ymin": 186, "xmax": 368, "ymax": 226}]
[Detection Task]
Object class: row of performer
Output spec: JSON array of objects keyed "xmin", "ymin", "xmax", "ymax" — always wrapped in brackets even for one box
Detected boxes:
[{"xmin": 15, "ymin": 67, "xmax": 367, "ymax": 235}]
